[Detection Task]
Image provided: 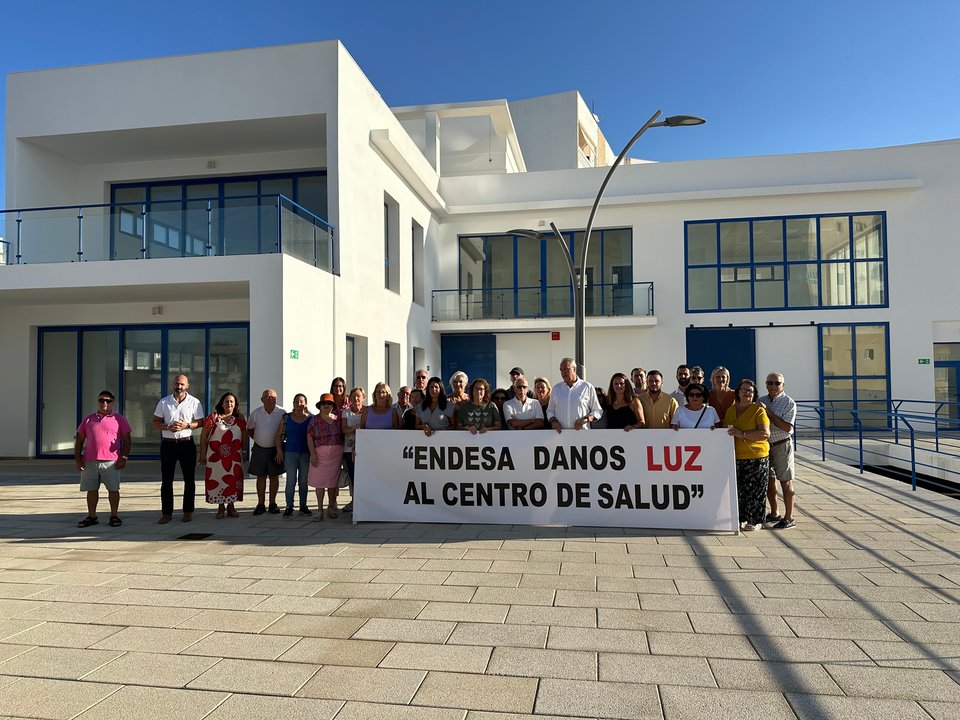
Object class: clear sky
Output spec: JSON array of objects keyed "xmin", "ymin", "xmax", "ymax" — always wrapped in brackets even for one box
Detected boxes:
[{"xmin": 1, "ymin": 0, "xmax": 958, "ymax": 204}]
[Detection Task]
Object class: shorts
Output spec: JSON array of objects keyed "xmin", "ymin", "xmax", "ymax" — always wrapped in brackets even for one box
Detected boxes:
[
  {"xmin": 80, "ymin": 461, "xmax": 121, "ymax": 493},
  {"xmin": 768, "ymin": 440, "xmax": 795, "ymax": 482},
  {"xmin": 248, "ymin": 444, "xmax": 284, "ymax": 477}
]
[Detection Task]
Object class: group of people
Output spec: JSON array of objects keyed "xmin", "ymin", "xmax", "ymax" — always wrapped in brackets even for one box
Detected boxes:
[{"xmin": 74, "ymin": 360, "xmax": 798, "ymax": 533}]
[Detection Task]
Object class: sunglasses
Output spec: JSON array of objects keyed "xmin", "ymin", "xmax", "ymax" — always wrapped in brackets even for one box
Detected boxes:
[
  {"xmin": 319, "ymin": 401, "xmax": 334, "ymax": 406},
  {"xmin": 98, "ymin": 398, "xmax": 114, "ymax": 404},
  {"xmin": 687, "ymin": 393, "xmax": 703, "ymax": 398},
  {"xmin": 766, "ymin": 381, "xmax": 782, "ymax": 386},
  {"xmin": 416, "ymin": 375, "xmax": 427, "ymax": 380}
]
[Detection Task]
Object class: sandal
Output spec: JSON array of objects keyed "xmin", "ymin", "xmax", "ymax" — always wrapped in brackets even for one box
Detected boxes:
[
  {"xmin": 108, "ymin": 516, "xmax": 122, "ymax": 527},
  {"xmin": 77, "ymin": 516, "xmax": 98, "ymax": 528},
  {"xmin": 226, "ymin": 505, "xmax": 239, "ymax": 518},
  {"xmin": 216, "ymin": 507, "xmax": 225, "ymax": 519},
  {"xmin": 327, "ymin": 507, "xmax": 338, "ymax": 519}
]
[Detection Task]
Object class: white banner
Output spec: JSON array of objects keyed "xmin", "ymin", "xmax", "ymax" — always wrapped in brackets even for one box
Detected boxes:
[{"xmin": 354, "ymin": 429, "xmax": 739, "ymax": 531}]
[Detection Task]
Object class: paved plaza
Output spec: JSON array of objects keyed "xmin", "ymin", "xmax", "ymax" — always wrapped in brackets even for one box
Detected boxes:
[{"xmin": 1, "ymin": 450, "xmax": 960, "ymax": 719}]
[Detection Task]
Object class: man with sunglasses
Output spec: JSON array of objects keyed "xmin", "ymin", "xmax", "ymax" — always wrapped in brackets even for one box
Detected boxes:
[
  {"xmin": 75, "ymin": 390, "xmax": 132, "ymax": 528},
  {"xmin": 413, "ymin": 370, "xmax": 428, "ymax": 393},
  {"xmin": 760, "ymin": 372, "xmax": 797, "ymax": 529}
]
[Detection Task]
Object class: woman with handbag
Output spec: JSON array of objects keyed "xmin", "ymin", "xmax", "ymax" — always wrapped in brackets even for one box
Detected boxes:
[
  {"xmin": 306, "ymin": 393, "xmax": 344, "ymax": 520},
  {"xmin": 671, "ymin": 383, "xmax": 720, "ymax": 430}
]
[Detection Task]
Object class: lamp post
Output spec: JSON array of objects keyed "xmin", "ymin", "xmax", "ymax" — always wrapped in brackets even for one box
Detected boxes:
[{"xmin": 510, "ymin": 109, "xmax": 704, "ymax": 380}]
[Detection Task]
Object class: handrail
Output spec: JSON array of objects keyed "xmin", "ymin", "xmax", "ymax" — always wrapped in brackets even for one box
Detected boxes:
[{"xmin": 795, "ymin": 401, "xmax": 960, "ymax": 493}]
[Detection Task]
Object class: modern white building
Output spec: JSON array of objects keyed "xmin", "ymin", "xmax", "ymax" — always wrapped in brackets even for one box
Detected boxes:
[{"xmin": 2, "ymin": 40, "xmax": 958, "ymax": 458}]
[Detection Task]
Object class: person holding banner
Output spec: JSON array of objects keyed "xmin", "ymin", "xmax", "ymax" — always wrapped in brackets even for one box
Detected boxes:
[
  {"xmin": 606, "ymin": 373, "xmax": 645, "ymax": 431},
  {"xmin": 671, "ymin": 383, "xmax": 720, "ymax": 430},
  {"xmin": 402, "ymin": 389, "xmax": 424, "ymax": 430},
  {"xmin": 363, "ymin": 383, "xmax": 395, "ymax": 430},
  {"xmin": 724, "ymin": 379, "xmax": 770, "ymax": 531},
  {"xmin": 547, "ymin": 358, "xmax": 602, "ymax": 432},
  {"xmin": 416, "ymin": 377, "xmax": 453, "ymax": 437},
  {"xmin": 457, "ymin": 378, "xmax": 502, "ymax": 434},
  {"xmin": 503, "ymin": 378, "xmax": 544, "ymax": 430}
]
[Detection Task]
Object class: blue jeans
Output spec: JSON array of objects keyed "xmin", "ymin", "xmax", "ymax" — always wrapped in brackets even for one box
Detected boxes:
[{"xmin": 284, "ymin": 451, "xmax": 309, "ymax": 509}]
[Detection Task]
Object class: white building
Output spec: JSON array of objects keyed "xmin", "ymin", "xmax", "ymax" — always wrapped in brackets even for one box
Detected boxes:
[{"xmin": 2, "ymin": 40, "xmax": 958, "ymax": 458}]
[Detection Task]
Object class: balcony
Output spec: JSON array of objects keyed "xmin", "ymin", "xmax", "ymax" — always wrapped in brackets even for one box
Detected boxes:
[
  {"xmin": 432, "ymin": 281, "xmax": 655, "ymax": 325},
  {"xmin": 0, "ymin": 195, "xmax": 336, "ymax": 273}
]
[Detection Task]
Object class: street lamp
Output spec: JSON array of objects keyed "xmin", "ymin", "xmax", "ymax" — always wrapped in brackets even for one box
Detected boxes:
[{"xmin": 510, "ymin": 109, "xmax": 705, "ymax": 379}]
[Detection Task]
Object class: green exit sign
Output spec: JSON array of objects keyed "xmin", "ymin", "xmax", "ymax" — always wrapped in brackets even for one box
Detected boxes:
[
  {"xmin": 290, "ymin": 349, "xmax": 299, "ymax": 360},
  {"xmin": 918, "ymin": 358, "xmax": 930, "ymax": 365}
]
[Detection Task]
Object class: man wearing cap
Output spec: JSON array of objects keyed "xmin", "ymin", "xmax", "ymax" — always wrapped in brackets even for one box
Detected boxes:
[
  {"xmin": 506, "ymin": 367, "xmax": 534, "ymax": 400},
  {"xmin": 75, "ymin": 390, "xmax": 132, "ymax": 528}
]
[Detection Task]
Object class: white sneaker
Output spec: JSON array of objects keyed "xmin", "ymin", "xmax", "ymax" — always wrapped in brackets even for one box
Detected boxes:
[{"xmin": 743, "ymin": 523, "xmax": 761, "ymax": 531}]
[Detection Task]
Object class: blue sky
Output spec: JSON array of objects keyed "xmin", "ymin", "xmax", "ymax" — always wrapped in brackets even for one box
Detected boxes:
[{"xmin": 1, "ymin": 0, "xmax": 958, "ymax": 204}]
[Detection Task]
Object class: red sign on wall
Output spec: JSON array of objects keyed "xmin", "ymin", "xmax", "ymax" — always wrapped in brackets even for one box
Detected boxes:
[{"xmin": 551, "ymin": 332, "xmax": 560, "ymax": 341}]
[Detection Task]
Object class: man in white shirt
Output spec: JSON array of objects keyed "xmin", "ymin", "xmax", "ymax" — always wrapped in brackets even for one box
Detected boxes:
[
  {"xmin": 246, "ymin": 388, "xmax": 286, "ymax": 516},
  {"xmin": 547, "ymin": 358, "xmax": 602, "ymax": 432},
  {"xmin": 151, "ymin": 374, "xmax": 204, "ymax": 523},
  {"xmin": 503, "ymin": 378, "xmax": 544, "ymax": 430},
  {"xmin": 671, "ymin": 364, "xmax": 692, "ymax": 405}
]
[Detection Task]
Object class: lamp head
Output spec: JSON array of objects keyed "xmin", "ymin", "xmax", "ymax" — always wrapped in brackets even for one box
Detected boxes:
[{"xmin": 663, "ymin": 115, "xmax": 706, "ymax": 127}]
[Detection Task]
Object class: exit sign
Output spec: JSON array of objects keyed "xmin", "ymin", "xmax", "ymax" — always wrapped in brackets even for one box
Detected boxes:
[
  {"xmin": 918, "ymin": 358, "xmax": 931, "ymax": 365},
  {"xmin": 290, "ymin": 350, "xmax": 299, "ymax": 360}
]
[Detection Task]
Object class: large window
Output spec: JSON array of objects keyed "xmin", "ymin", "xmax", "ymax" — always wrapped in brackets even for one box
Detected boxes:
[
  {"xmin": 686, "ymin": 213, "xmax": 886, "ymax": 312},
  {"xmin": 820, "ymin": 323, "xmax": 890, "ymax": 429},
  {"xmin": 111, "ymin": 171, "xmax": 327, "ymax": 260},
  {"xmin": 457, "ymin": 228, "xmax": 633, "ymax": 319},
  {"xmin": 38, "ymin": 323, "xmax": 249, "ymax": 457}
]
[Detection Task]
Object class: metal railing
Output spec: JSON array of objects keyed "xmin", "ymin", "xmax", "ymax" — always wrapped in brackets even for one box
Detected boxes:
[
  {"xmin": 796, "ymin": 401, "xmax": 960, "ymax": 492},
  {"xmin": 0, "ymin": 194, "xmax": 337, "ymax": 273},
  {"xmin": 432, "ymin": 281, "xmax": 655, "ymax": 321}
]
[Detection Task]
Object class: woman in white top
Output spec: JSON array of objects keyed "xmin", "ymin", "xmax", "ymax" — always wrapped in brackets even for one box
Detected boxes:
[{"xmin": 671, "ymin": 383, "xmax": 720, "ymax": 430}]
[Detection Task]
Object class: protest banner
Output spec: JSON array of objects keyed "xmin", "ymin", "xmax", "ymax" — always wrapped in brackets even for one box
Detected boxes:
[{"xmin": 354, "ymin": 429, "xmax": 738, "ymax": 531}]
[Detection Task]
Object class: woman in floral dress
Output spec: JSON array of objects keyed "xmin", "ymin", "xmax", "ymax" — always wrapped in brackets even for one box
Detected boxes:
[{"xmin": 199, "ymin": 392, "xmax": 247, "ymax": 519}]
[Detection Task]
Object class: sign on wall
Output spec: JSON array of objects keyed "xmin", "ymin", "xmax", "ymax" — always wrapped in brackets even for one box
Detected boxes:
[{"xmin": 354, "ymin": 429, "xmax": 739, "ymax": 531}]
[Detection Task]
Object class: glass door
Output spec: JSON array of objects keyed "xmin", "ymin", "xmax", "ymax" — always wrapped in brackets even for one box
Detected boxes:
[{"xmin": 934, "ymin": 343, "xmax": 960, "ymax": 428}]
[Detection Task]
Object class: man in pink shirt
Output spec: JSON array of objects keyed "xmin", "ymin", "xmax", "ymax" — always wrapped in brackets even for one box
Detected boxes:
[{"xmin": 74, "ymin": 390, "xmax": 132, "ymax": 528}]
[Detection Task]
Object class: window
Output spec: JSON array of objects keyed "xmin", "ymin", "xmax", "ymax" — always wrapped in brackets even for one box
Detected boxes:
[
  {"xmin": 412, "ymin": 220, "xmax": 425, "ymax": 305},
  {"xmin": 457, "ymin": 228, "xmax": 633, "ymax": 319},
  {"xmin": 384, "ymin": 193, "xmax": 400, "ymax": 293},
  {"xmin": 385, "ymin": 341, "xmax": 400, "ymax": 390},
  {"xmin": 820, "ymin": 323, "xmax": 889, "ymax": 429},
  {"xmin": 685, "ymin": 213, "xmax": 886, "ymax": 312}
]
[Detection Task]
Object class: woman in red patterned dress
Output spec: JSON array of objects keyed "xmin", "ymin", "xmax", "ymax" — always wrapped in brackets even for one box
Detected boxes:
[{"xmin": 199, "ymin": 392, "xmax": 248, "ymax": 519}]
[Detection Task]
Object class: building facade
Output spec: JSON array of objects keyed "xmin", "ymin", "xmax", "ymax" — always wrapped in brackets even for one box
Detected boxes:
[{"xmin": 2, "ymin": 41, "xmax": 958, "ymax": 457}]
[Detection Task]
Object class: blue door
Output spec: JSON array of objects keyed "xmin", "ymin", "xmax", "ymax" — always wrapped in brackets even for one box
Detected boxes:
[
  {"xmin": 441, "ymin": 334, "xmax": 496, "ymax": 391},
  {"xmin": 686, "ymin": 327, "xmax": 757, "ymax": 387}
]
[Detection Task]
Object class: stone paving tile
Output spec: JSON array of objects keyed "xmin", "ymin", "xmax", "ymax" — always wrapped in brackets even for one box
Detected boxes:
[
  {"xmin": 469, "ymin": 587, "xmax": 553, "ymax": 606},
  {"xmin": 596, "ymin": 577, "xmax": 678, "ymax": 594},
  {"xmin": 504, "ymin": 605, "xmax": 596, "ymax": 628},
  {"xmin": 279, "ymin": 637, "xmax": 393, "ymax": 667},
  {"xmin": 4, "ymin": 621, "xmax": 124, "ymax": 649},
  {"xmin": 856, "ymin": 639, "xmax": 960, "ymax": 670},
  {"xmin": 886, "ymin": 620, "xmax": 960, "ymax": 644},
  {"xmin": 315, "ymin": 582, "xmax": 400, "ymax": 599},
  {"xmin": 906, "ymin": 603, "xmax": 960, "ymax": 622},
  {"xmin": 709, "ymin": 658, "xmax": 843, "ymax": 694},
  {"xmin": 750, "ymin": 635, "xmax": 873, "ymax": 664},
  {"xmin": 75, "ymin": 684, "xmax": 229, "ymax": 720},
  {"xmin": 487, "ymin": 647, "xmax": 596, "ymax": 680},
  {"xmin": 922, "ymin": 700, "xmax": 960, "ymax": 720},
  {"xmin": 559, "ymin": 562, "xmax": 634, "ymax": 578},
  {"xmin": 417, "ymin": 601, "xmax": 509, "ymax": 623},
  {"xmin": 688, "ymin": 612, "xmax": 795, "ymax": 637},
  {"xmin": 91, "ymin": 626, "xmax": 211, "ymax": 654},
  {"xmin": 260, "ymin": 614, "xmax": 366, "ymax": 639},
  {"xmin": 353, "ymin": 618, "xmax": 456, "ymax": 644},
  {"xmin": 811, "ymin": 599, "xmax": 924, "ymax": 620},
  {"xmin": 534, "ymin": 678, "xmax": 661, "ymax": 719},
  {"xmin": 443, "ymin": 571, "xmax": 520, "ymax": 587},
  {"xmin": 203, "ymin": 694, "xmax": 344, "ymax": 720},
  {"xmin": 337, "ymin": 701, "xmax": 465, "ymax": 719},
  {"xmin": 724, "ymin": 596, "xmax": 826, "ymax": 617},
  {"xmin": 393, "ymin": 584, "xmax": 478, "ymax": 602},
  {"xmin": 786, "ymin": 693, "xmax": 932, "ymax": 720},
  {"xmin": 488, "ymin": 560, "xmax": 561, "ymax": 575},
  {"xmin": 333, "ymin": 598, "xmax": 427, "ymax": 620},
  {"xmin": 19, "ymin": 601, "xmax": 123, "ymax": 624},
  {"xmin": 516, "ymin": 574, "xmax": 596, "ymax": 591},
  {"xmin": 0, "ymin": 677, "xmax": 121, "ymax": 719},
  {"xmin": 379, "ymin": 641, "xmax": 491, "ymax": 673},
  {"xmin": 0, "ymin": 619, "xmax": 45, "ymax": 640},
  {"xmin": 783, "ymin": 615, "xmax": 902, "ymax": 641},
  {"xmin": 639, "ymin": 594, "xmax": 731, "ymax": 613},
  {"xmin": 426, "ymin": 561, "xmax": 495, "ymax": 574},
  {"xmin": 599, "ymin": 653, "xmax": 715, "ymax": 687},
  {"xmin": 371, "ymin": 570, "xmax": 452, "ymax": 585},
  {"xmin": 825, "ymin": 664, "xmax": 960, "ymax": 701},
  {"xmin": 554, "ymin": 589, "xmax": 639, "ymax": 609},
  {"xmin": 298, "ymin": 665, "xmax": 426, "ymax": 704},
  {"xmin": 547, "ymin": 625, "xmax": 648, "ymax": 653},
  {"xmin": 83, "ymin": 651, "xmax": 218, "ymax": 687},
  {"xmin": 175, "ymin": 608, "xmax": 284, "ymax": 633},
  {"xmin": 648, "ymin": 630, "xmax": 758, "ymax": 660},
  {"xmin": 598, "ymin": 608, "xmax": 693, "ymax": 632},
  {"xmin": 446, "ymin": 622, "xmax": 547, "ymax": 649},
  {"xmin": 0, "ymin": 599, "xmax": 49, "ymax": 618},
  {"xmin": 187, "ymin": 657, "xmax": 320, "ymax": 695},
  {"xmin": 109, "ymin": 588, "xmax": 271, "ymax": 610},
  {"xmin": 248, "ymin": 595, "xmax": 344, "ymax": 615},
  {"xmin": 181, "ymin": 631, "xmax": 299, "ymax": 660},
  {"xmin": 660, "ymin": 686, "xmax": 796, "ymax": 720},
  {"xmin": 89, "ymin": 605, "xmax": 202, "ymax": 629},
  {"xmin": 413, "ymin": 671, "xmax": 537, "ymax": 713},
  {"xmin": 0, "ymin": 646, "xmax": 122, "ymax": 680}
]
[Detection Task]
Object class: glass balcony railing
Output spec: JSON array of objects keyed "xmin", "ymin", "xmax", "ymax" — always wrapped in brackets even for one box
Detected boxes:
[
  {"xmin": 0, "ymin": 195, "xmax": 336, "ymax": 273},
  {"xmin": 432, "ymin": 282, "xmax": 655, "ymax": 321}
]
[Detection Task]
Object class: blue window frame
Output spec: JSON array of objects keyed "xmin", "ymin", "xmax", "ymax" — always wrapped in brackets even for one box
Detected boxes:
[
  {"xmin": 685, "ymin": 212, "xmax": 887, "ymax": 312},
  {"xmin": 110, "ymin": 170, "xmax": 327, "ymax": 259},
  {"xmin": 457, "ymin": 228, "xmax": 633, "ymax": 318},
  {"xmin": 818, "ymin": 322, "xmax": 890, "ymax": 429}
]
